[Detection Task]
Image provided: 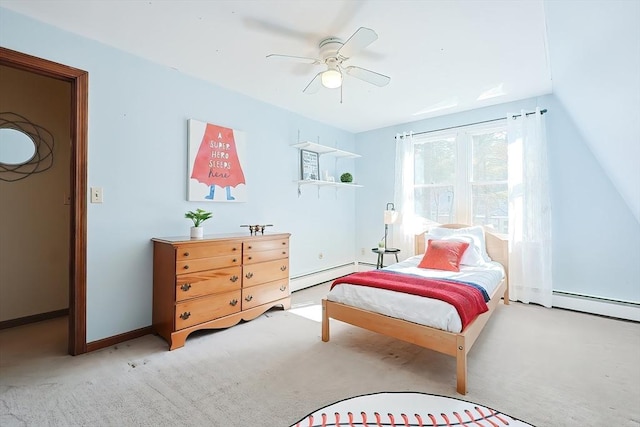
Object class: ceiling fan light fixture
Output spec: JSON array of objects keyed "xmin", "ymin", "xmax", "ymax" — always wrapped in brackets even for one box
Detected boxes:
[{"xmin": 321, "ymin": 68, "xmax": 342, "ymax": 89}]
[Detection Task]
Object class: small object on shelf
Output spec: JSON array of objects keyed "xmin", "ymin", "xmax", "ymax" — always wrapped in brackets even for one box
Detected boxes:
[
  {"xmin": 240, "ymin": 224, "xmax": 273, "ymax": 235},
  {"xmin": 340, "ymin": 172, "xmax": 353, "ymax": 183},
  {"xmin": 300, "ymin": 149, "xmax": 320, "ymax": 180}
]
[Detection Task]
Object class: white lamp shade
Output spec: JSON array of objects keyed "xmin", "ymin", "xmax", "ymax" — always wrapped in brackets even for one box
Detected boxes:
[
  {"xmin": 321, "ymin": 69, "xmax": 342, "ymax": 88},
  {"xmin": 384, "ymin": 210, "xmax": 399, "ymax": 225}
]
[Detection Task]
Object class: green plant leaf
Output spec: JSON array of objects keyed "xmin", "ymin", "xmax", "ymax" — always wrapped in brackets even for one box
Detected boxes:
[{"xmin": 185, "ymin": 208, "xmax": 213, "ymax": 227}]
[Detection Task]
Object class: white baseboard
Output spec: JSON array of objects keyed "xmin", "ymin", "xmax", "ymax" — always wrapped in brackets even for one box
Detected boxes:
[
  {"xmin": 290, "ymin": 263, "xmax": 357, "ymax": 292},
  {"xmin": 552, "ymin": 292, "xmax": 639, "ymax": 322}
]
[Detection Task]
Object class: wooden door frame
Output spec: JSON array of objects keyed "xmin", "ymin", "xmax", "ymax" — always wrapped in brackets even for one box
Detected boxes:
[{"xmin": 0, "ymin": 47, "xmax": 88, "ymax": 355}]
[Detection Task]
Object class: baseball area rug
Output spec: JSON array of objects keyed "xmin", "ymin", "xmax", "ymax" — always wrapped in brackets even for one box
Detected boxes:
[{"xmin": 290, "ymin": 391, "xmax": 533, "ymax": 427}]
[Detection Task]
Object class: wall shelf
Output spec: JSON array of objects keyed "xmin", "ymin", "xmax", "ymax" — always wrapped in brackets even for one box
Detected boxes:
[
  {"xmin": 295, "ymin": 179, "xmax": 362, "ymax": 197},
  {"xmin": 292, "ymin": 134, "xmax": 362, "ymax": 198},
  {"xmin": 291, "ymin": 141, "xmax": 361, "ymax": 159},
  {"xmin": 295, "ymin": 179, "xmax": 363, "ymax": 188}
]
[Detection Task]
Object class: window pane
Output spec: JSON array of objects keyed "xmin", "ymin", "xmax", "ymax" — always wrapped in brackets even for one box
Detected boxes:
[
  {"xmin": 414, "ymin": 137, "xmax": 456, "ymax": 185},
  {"xmin": 472, "ymin": 183, "xmax": 508, "ymax": 233},
  {"xmin": 415, "ymin": 185, "xmax": 455, "ymax": 223},
  {"xmin": 472, "ymin": 131, "xmax": 507, "ymax": 182}
]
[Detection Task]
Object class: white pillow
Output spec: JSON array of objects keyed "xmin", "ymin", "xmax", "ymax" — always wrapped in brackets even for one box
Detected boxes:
[
  {"xmin": 428, "ymin": 226, "xmax": 491, "ymax": 262},
  {"xmin": 423, "ymin": 233, "xmax": 485, "ymax": 266}
]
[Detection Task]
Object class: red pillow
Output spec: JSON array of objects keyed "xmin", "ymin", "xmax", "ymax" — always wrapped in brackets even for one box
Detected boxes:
[{"xmin": 418, "ymin": 239, "xmax": 470, "ymax": 272}]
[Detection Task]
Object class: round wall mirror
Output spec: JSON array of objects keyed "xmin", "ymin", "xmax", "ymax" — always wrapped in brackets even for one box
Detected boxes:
[{"xmin": 0, "ymin": 128, "xmax": 37, "ymax": 165}]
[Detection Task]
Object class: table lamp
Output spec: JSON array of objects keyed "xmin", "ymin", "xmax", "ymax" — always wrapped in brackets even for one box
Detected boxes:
[{"xmin": 383, "ymin": 202, "xmax": 398, "ymax": 249}]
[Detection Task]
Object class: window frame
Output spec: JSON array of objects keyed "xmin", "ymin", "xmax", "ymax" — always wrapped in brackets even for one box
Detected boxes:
[{"xmin": 412, "ymin": 121, "xmax": 508, "ymax": 232}]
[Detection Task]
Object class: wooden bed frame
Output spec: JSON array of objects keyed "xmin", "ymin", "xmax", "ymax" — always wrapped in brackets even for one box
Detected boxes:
[{"xmin": 321, "ymin": 224, "xmax": 509, "ymax": 394}]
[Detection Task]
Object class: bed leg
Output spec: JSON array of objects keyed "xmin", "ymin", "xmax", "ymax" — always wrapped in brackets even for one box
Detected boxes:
[
  {"xmin": 321, "ymin": 299, "xmax": 329, "ymax": 342},
  {"xmin": 456, "ymin": 336, "xmax": 467, "ymax": 395},
  {"xmin": 503, "ymin": 282, "xmax": 510, "ymax": 305}
]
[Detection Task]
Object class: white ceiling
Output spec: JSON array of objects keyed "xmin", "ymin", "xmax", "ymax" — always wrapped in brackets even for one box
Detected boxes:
[{"xmin": 1, "ymin": 0, "xmax": 552, "ymax": 133}]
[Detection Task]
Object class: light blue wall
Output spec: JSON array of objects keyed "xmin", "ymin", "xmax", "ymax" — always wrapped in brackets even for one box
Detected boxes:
[
  {"xmin": 355, "ymin": 95, "xmax": 640, "ymax": 303},
  {"xmin": 1, "ymin": 9, "xmax": 358, "ymax": 341}
]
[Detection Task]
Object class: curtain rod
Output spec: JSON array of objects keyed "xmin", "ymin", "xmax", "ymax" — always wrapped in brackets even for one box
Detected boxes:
[{"xmin": 395, "ymin": 108, "xmax": 547, "ymax": 139}]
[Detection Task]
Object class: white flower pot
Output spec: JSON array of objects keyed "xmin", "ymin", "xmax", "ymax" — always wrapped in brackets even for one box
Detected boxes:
[{"xmin": 190, "ymin": 226, "xmax": 204, "ymax": 239}]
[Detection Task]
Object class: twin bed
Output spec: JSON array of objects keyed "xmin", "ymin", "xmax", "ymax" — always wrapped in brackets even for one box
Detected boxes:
[{"xmin": 321, "ymin": 224, "xmax": 509, "ymax": 394}]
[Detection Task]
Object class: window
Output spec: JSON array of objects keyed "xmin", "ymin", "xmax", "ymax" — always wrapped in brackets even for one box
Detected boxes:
[{"xmin": 413, "ymin": 124, "xmax": 508, "ymax": 233}]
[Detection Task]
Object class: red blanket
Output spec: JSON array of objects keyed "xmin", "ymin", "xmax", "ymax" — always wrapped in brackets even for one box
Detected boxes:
[{"xmin": 331, "ymin": 271, "xmax": 488, "ymax": 330}]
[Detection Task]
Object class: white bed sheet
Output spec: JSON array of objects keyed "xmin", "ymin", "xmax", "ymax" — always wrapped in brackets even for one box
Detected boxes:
[{"xmin": 326, "ymin": 255, "xmax": 505, "ymax": 333}]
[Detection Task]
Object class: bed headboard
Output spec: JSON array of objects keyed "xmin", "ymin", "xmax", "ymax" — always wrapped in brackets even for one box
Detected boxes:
[{"xmin": 415, "ymin": 224, "xmax": 509, "ymax": 275}]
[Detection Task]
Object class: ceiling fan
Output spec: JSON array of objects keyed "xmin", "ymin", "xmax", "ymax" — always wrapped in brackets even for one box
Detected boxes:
[{"xmin": 266, "ymin": 27, "xmax": 390, "ymax": 98}]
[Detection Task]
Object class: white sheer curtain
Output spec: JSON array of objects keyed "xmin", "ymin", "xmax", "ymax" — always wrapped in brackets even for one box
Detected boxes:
[
  {"xmin": 507, "ymin": 108, "xmax": 553, "ymax": 307},
  {"xmin": 392, "ymin": 133, "xmax": 419, "ymax": 256}
]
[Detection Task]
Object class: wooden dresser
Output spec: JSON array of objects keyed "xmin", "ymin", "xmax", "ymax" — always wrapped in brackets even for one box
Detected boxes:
[{"xmin": 152, "ymin": 232, "xmax": 291, "ymax": 350}]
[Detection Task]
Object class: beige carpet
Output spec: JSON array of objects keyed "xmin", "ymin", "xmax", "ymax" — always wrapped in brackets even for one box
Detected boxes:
[{"xmin": 1, "ymin": 282, "xmax": 639, "ymax": 426}]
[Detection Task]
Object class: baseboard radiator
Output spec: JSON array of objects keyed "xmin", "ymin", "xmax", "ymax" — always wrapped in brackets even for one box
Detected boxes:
[
  {"xmin": 290, "ymin": 262, "xmax": 376, "ymax": 292},
  {"xmin": 552, "ymin": 291, "xmax": 639, "ymax": 322}
]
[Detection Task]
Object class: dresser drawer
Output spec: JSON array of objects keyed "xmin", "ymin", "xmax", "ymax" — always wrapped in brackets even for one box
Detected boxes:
[
  {"xmin": 243, "ymin": 247, "xmax": 288, "ymax": 265},
  {"xmin": 175, "ymin": 290, "xmax": 241, "ymax": 330},
  {"xmin": 242, "ymin": 278, "xmax": 289, "ymax": 310},
  {"xmin": 176, "ymin": 242, "xmax": 240, "ymax": 261},
  {"xmin": 244, "ymin": 238, "xmax": 289, "ymax": 253},
  {"xmin": 176, "ymin": 254, "xmax": 240, "ymax": 275},
  {"xmin": 175, "ymin": 266, "xmax": 242, "ymax": 302},
  {"xmin": 242, "ymin": 258, "xmax": 289, "ymax": 287}
]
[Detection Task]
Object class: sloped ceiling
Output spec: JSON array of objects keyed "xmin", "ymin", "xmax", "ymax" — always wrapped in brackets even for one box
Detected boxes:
[{"xmin": 545, "ymin": 0, "xmax": 640, "ymax": 222}]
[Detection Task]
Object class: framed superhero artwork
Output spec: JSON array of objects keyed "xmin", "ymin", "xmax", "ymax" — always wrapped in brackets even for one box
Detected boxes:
[{"xmin": 187, "ymin": 119, "xmax": 247, "ymax": 202}]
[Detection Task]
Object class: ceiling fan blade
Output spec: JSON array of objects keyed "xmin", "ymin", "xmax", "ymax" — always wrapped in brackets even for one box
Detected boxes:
[
  {"xmin": 344, "ymin": 66, "xmax": 391, "ymax": 87},
  {"xmin": 244, "ymin": 17, "xmax": 318, "ymax": 41},
  {"xmin": 303, "ymin": 72, "xmax": 323, "ymax": 94},
  {"xmin": 337, "ymin": 27, "xmax": 378, "ymax": 59},
  {"xmin": 266, "ymin": 54, "xmax": 321, "ymax": 65}
]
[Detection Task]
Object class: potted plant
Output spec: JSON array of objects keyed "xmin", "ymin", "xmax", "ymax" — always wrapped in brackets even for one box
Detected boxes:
[
  {"xmin": 185, "ymin": 208, "xmax": 212, "ymax": 238},
  {"xmin": 340, "ymin": 172, "xmax": 353, "ymax": 183}
]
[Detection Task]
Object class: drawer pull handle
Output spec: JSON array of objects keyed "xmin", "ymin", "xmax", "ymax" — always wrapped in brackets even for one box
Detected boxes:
[
  {"xmin": 282, "ymin": 242, "xmax": 286, "ymax": 245},
  {"xmin": 247, "ymin": 245, "xmax": 252, "ymax": 249},
  {"xmin": 179, "ymin": 312, "xmax": 191, "ymax": 320},
  {"xmin": 232, "ymin": 247, "xmax": 237, "ymax": 251},
  {"xmin": 184, "ymin": 252, "xmax": 189, "ymax": 257},
  {"xmin": 280, "ymin": 265, "xmax": 287, "ymax": 271},
  {"xmin": 245, "ymin": 295, "xmax": 253, "ymax": 302},
  {"xmin": 282, "ymin": 251, "xmax": 286, "ymax": 255},
  {"xmin": 233, "ymin": 258, "xmax": 237, "ymax": 263},
  {"xmin": 245, "ymin": 272, "xmax": 254, "ymax": 279},
  {"xmin": 180, "ymin": 283, "xmax": 192, "ymax": 292},
  {"xmin": 247, "ymin": 256, "xmax": 252, "ymax": 260},
  {"xmin": 230, "ymin": 299, "xmax": 238, "ymax": 306},
  {"xmin": 230, "ymin": 275, "xmax": 239, "ymax": 282},
  {"xmin": 279, "ymin": 285, "xmax": 287, "ymax": 292},
  {"xmin": 183, "ymin": 265, "xmax": 190, "ymax": 270}
]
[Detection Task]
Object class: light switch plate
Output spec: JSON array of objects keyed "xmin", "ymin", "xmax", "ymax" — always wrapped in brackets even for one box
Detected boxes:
[{"xmin": 91, "ymin": 187, "xmax": 103, "ymax": 203}]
